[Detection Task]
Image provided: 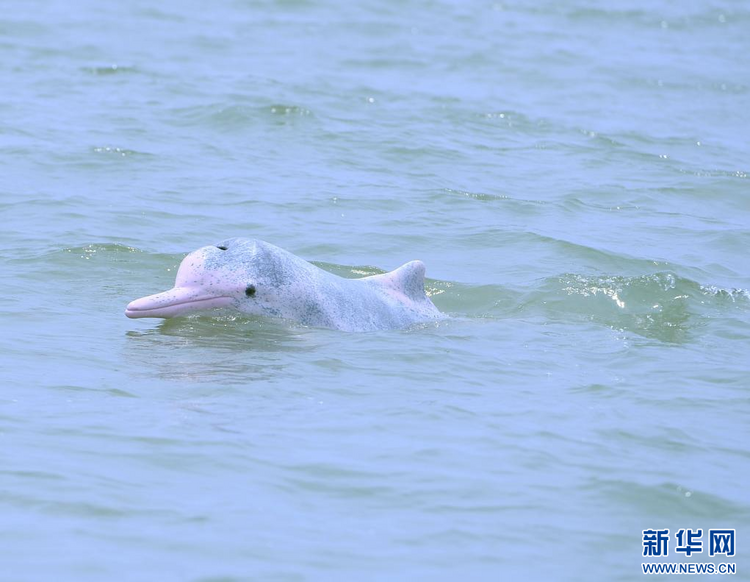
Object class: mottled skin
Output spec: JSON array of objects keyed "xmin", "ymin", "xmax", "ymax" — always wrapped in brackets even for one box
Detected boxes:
[{"xmin": 126, "ymin": 238, "xmax": 443, "ymax": 331}]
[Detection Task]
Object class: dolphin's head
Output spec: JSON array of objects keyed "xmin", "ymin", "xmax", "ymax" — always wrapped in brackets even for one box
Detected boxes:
[{"xmin": 125, "ymin": 238, "xmax": 292, "ymax": 319}]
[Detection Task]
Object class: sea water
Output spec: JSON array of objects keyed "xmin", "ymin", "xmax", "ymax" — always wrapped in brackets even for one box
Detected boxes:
[{"xmin": 1, "ymin": 0, "xmax": 749, "ymax": 580}]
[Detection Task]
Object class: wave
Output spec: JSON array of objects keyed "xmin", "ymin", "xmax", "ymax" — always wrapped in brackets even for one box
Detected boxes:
[
  {"xmin": 39, "ymin": 245, "xmax": 749, "ymax": 342},
  {"xmin": 168, "ymin": 102, "xmax": 314, "ymax": 130},
  {"xmin": 437, "ymin": 272, "xmax": 748, "ymax": 343}
]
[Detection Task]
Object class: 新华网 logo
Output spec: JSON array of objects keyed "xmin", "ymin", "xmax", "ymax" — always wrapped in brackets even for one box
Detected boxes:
[{"xmin": 641, "ymin": 529, "xmax": 736, "ymax": 576}]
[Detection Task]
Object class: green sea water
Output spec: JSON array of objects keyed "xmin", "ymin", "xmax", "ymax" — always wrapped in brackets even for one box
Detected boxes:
[{"xmin": 1, "ymin": 0, "xmax": 749, "ymax": 580}]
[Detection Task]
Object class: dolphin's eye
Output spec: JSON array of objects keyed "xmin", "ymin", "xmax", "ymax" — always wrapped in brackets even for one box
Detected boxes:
[
  {"xmin": 245, "ymin": 284, "xmax": 256, "ymax": 297},
  {"xmin": 216, "ymin": 245, "xmax": 228, "ymax": 251}
]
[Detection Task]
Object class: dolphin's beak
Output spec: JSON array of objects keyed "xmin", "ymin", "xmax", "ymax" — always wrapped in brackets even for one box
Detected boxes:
[{"xmin": 125, "ymin": 287, "xmax": 233, "ymax": 319}]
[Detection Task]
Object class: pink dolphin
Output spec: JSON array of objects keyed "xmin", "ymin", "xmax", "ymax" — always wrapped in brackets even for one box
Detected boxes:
[{"xmin": 126, "ymin": 238, "xmax": 443, "ymax": 332}]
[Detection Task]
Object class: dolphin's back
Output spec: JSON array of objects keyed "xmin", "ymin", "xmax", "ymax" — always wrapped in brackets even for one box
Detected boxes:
[{"xmin": 363, "ymin": 261, "xmax": 432, "ymax": 303}]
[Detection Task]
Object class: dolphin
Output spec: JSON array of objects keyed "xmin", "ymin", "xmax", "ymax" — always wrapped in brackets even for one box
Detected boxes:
[{"xmin": 125, "ymin": 238, "xmax": 443, "ymax": 331}]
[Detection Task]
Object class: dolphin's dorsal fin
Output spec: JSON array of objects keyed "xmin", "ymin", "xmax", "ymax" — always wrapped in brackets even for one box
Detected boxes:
[{"xmin": 367, "ymin": 260, "xmax": 427, "ymax": 301}]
